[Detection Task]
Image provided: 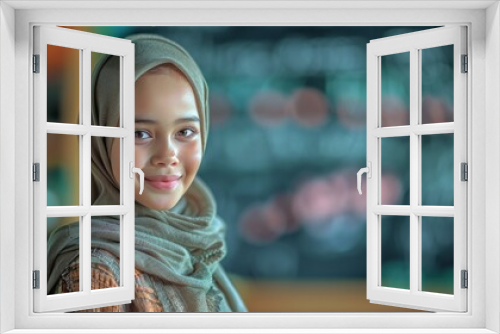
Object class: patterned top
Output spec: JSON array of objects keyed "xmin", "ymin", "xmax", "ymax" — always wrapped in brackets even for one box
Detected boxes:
[{"xmin": 52, "ymin": 249, "xmax": 233, "ymax": 312}]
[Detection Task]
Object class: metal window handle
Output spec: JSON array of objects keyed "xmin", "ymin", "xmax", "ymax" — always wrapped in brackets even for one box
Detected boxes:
[
  {"xmin": 129, "ymin": 162, "xmax": 144, "ymax": 195},
  {"xmin": 357, "ymin": 162, "xmax": 372, "ymax": 195}
]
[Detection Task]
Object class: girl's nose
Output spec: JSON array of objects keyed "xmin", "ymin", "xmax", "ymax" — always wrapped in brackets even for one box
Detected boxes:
[{"xmin": 151, "ymin": 138, "xmax": 179, "ymax": 167}]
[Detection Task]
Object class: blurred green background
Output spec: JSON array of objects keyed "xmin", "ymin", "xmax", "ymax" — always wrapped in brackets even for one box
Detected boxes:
[{"xmin": 46, "ymin": 26, "xmax": 455, "ymax": 312}]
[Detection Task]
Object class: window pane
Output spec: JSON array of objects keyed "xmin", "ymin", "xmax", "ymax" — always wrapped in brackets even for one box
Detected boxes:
[
  {"xmin": 381, "ymin": 215, "xmax": 410, "ymax": 290},
  {"xmin": 91, "ymin": 52, "xmax": 121, "ymax": 127},
  {"xmin": 381, "ymin": 52, "xmax": 410, "ymax": 127},
  {"xmin": 421, "ymin": 216, "xmax": 454, "ymax": 294},
  {"xmin": 91, "ymin": 215, "xmax": 121, "ymax": 290},
  {"xmin": 47, "ymin": 216, "xmax": 80, "ymax": 295},
  {"xmin": 91, "ymin": 137, "xmax": 121, "ymax": 206},
  {"xmin": 421, "ymin": 45, "xmax": 454, "ymax": 124},
  {"xmin": 47, "ymin": 45, "xmax": 80, "ymax": 124},
  {"xmin": 421, "ymin": 133, "xmax": 454, "ymax": 206},
  {"xmin": 47, "ymin": 134, "xmax": 80, "ymax": 206},
  {"xmin": 381, "ymin": 136, "xmax": 409, "ymax": 205}
]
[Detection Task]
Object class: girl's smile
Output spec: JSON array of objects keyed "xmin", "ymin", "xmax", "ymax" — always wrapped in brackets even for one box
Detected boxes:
[{"xmin": 146, "ymin": 174, "xmax": 182, "ymax": 190}]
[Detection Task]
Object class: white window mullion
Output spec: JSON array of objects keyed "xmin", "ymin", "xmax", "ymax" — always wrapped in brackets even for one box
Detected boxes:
[
  {"xmin": 82, "ymin": 48, "xmax": 91, "ymax": 207},
  {"xmin": 81, "ymin": 131, "xmax": 91, "ymax": 294},
  {"xmin": 78, "ymin": 47, "xmax": 84, "ymax": 293},
  {"xmin": 119, "ymin": 55, "xmax": 125, "ymax": 287},
  {"xmin": 78, "ymin": 55, "xmax": 84, "ymax": 210},
  {"xmin": 122, "ymin": 42, "xmax": 135, "ymax": 292},
  {"xmin": 412, "ymin": 206, "xmax": 454, "ymax": 217},
  {"xmin": 453, "ymin": 26, "xmax": 468, "ymax": 311},
  {"xmin": 416, "ymin": 47, "xmax": 423, "ymax": 294},
  {"xmin": 373, "ymin": 123, "xmax": 455, "ymax": 138},
  {"xmin": 365, "ymin": 45, "xmax": 379, "ymax": 299},
  {"xmin": 373, "ymin": 205, "xmax": 411, "ymax": 215},
  {"xmin": 81, "ymin": 47, "xmax": 92, "ymax": 294},
  {"xmin": 371, "ymin": 205, "xmax": 455, "ymax": 217},
  {"xmin": 372, "ymin": 126, "xmax": 411, "ymax": 138},
  {"xmin": 46, "ymin": 123, "xmax": 129, "ymax": 137},
  {"xmin": 413, "ymin": 122, "xmax": 454, "ymax": 135},
  {"xmin": 374, "ymin": 55, "xmax": 382, "ymax": 289},
  {"xmin": 409, "ymin": 47, "xmax": 419, "ymax": 295},
  {"xmin": 33, "ymin": 26, "xmax": 48, "ymax": 305},
  {"xmin": 47, "ymin": 122, "xmax": 87, "ymax": 135}
]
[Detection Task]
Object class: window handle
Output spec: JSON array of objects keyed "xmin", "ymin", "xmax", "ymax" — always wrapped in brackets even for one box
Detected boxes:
[
  {"xmin": 357, "ymin": 162, "xmax": 371, "ymax": 195},
  {"xmin": 129, "ymin": 162, "xmax": 144, "ymax": 195}
]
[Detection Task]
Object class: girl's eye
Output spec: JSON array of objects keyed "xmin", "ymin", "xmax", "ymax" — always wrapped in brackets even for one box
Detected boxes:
[
  {"xmin": 177, "ymin": 128, "xmax": 197, "ymax": 138},
  {"xmin": 135, "ymin": 130, "xmax": 152, "ymax": 140}
]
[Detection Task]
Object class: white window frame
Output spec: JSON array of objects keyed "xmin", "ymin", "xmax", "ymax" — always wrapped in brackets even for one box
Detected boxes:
[
  {"xmin": 366, "ymin": 26, "xmax": 468, "ymax": 312},
  {"xmin": 0, "ymin": 1, "xmax": 498, "ymax": 333},
  {"xmin": 33, "ymin": 26, "xmax": 136, "ymax": 313}
]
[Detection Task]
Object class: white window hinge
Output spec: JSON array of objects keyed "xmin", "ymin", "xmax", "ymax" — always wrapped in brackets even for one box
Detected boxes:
[
  {"xmin": 461, "ymin": 162, "xmax": 468, "ymax": 181},
  {"xmin": 33, "ymin": 163, "xmax": 40, "ymax": 182},
  {"xmin": 461, "ymin": 54, "xmax": 468, "ymax": 73},
  {"xmin": 33, "ymin": 270, "xmax": 40, "ymax": 289},
  {"xmin": 33, "ymin": 54, "xmax": 40, "ymax": 73},
  {"xmin": 461, "ymin": 270, "xmax": 468, "ymax": 289}
]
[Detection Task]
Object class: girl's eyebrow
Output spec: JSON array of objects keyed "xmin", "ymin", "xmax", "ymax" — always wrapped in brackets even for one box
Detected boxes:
[
  {"xmin": 135, "ymin": 117, "xmax": 200, "ymax": 124},
  {"xmin": 174, "ymin": 116, "xmax": 200, "ymax": 124}
]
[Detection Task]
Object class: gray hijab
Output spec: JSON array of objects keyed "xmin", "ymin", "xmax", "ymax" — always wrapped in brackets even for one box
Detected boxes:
[
  {"xmin": 47, "ymin": 34, "xmax": 246, "ymax": 312},
  {"xmin": 92, "ymin": 34, "xmax": 209, "ymax": 205}
]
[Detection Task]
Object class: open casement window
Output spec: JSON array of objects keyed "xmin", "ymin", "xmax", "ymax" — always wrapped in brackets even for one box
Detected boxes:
[
  {"xmin": 363, "ymin": 26, "xmax": 467, "ymax": 312},
  {"xmin": 33, "ymin": 26, "xmax": 136, "ymax": 312}
]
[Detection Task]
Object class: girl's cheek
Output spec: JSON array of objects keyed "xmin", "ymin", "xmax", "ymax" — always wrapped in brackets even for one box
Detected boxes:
[
  {"xmin": 134, "ymin": 146, "xmax": 148, "ymax": 168},
  {"xmin": 184, "ymin": 141, "xmax": 203, "ymax": 172}
]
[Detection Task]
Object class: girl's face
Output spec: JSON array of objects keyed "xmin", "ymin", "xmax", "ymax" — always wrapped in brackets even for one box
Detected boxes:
[{"xmin": 110, "ymin": 68, "xmax": 202, "ymax": 210}]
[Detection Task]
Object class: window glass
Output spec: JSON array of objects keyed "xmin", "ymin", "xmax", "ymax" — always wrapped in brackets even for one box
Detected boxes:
[
  {"xmin": 381, "ymin": 136, "xmax": 410, "ymax": 205},
  {"xmin": 91, "ymin": 137, "xmax": 121, "ymax": 206},
  {"xmin": 421, "ymin": 216, "xmax": 454, "ymax": 294},
  {"xmin": 47, "ymin": 216, "xmax": 80, "ymax": 295},
  {"xmin": 421, "ymin": 45, "xmax": 454, "ymax": 124},
  {"xmin": 47, "ymin": 45, "xmax": 80, "ymax": 124},
  {"xmin": 381, "ymin": 52, "xmax": 410, "ymax": 127},
  {"xmin": 91, "ymin": 52, "xmax": 121, "ymax": 127},
  {"xmin": 47, "ymin": 134, "xmax": 80, "ymax": 207},
  {"xmin": 91, "ymin": 215, "xmax": 121, "ymax": 291},
  {"xmin": 381, "ymin": 215, "xmax": 410, "ymax": 290},
  {"xmin": 421, "ymin": 134, "xmax": 454, "ymax": 206}
]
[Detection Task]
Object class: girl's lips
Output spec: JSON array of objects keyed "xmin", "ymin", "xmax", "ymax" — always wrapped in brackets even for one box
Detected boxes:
[{"xmin": 145, "ymin": 175, "xmax": 181, "ymax": 190}]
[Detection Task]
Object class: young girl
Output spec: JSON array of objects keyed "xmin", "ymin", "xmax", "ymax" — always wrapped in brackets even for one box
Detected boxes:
[{"xmin": 47, "ymin": 34, "xmax": 247, "ymax": 312}]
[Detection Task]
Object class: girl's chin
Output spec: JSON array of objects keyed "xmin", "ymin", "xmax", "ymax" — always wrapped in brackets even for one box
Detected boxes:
[{"xmin": 137, "ymin": 196, "xmax": 180, "ymax": 211}]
